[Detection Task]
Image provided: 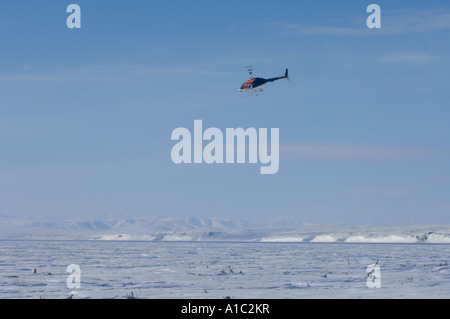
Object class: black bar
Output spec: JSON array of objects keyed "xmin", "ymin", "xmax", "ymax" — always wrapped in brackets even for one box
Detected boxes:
[{"xmin": 0, "ymin": 299, "xmax": 446, "ymax": 318}]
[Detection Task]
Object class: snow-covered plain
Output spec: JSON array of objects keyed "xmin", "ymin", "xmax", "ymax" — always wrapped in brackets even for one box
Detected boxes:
[{"xmin": 1, "ymin": 216, "xmax": 449, "ymax": 299}]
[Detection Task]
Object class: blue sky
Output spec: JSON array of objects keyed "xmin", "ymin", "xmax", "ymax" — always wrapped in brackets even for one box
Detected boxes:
[{"xmin": 1, "ymin": 1, "xmax": 449, "ymax": 226}]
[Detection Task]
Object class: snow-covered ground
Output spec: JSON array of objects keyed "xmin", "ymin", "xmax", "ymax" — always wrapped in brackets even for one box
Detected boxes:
[
  {"xmin": 0, "ymin": 240, "xmax": 449, "ymax": 299},
  {"xmin": 1, "ymin": 216, "xmax": 449, "ymax": 299}
]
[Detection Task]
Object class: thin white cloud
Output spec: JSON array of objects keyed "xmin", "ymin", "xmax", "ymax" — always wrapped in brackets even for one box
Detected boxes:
[
  {"xmin": 377, "ymin": 52, "xmax": 436, "ymax": 63},
  {"xmin": 382, "ymin": 10, "xmax": 450, "ymax": 34},
  {"xmin": 277, "ymin": 8, "xmax": 450, "ymax": 36},
  {"xmin": 281, "ymin": 23, "xmax": 369, "ymax": 36},
  {"xmin": 0, "ymin": 72, "xmax": 117, "ymax": 83},
  {"xmin": 0, "ymin": 66, "xmax": 121, "ymax": 83},
  {"xmin": 0, "ymin": 64, "xmax": 231, "ymax": 83}
]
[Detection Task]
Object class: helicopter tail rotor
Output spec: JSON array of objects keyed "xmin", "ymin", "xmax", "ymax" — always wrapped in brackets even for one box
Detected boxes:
[{"xmin": 284, "ymin": 69, "xmax": 290, "ymax": 81}]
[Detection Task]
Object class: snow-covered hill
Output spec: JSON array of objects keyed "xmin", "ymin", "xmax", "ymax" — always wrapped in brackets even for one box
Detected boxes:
[
  {"xmin": 0, "ymin": 215, "xmax": 249, "ymax": 239},
  {"xmin": 1, "ymin": 214, "xmax": 450, "ymax": 243}
]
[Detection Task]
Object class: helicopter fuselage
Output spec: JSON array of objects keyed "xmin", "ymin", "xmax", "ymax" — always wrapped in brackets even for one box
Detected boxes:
[
  {"xmin": 239, "ymin": 77, "xmax": 267, "ymax": 92},
  {"xmin": 239, "ymin": 69, "xmax": 289, "ymax": 92}
]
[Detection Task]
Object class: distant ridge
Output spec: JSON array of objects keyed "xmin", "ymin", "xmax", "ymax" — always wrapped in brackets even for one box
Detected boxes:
[
  {"xmin": 0, "ymin": 215, "xmax": 249, "ymax": 237},
  {"xmin": 1, "ymin": 215, "xmax": 450, "ymax": 243}
]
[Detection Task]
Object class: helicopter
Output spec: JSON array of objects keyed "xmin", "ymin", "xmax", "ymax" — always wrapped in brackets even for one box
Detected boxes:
[{"xmin": 238, "ymin": 66, "xmax": 289, "ymax": 95}]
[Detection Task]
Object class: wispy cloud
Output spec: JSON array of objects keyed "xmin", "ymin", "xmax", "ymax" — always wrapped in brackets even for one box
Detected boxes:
[
  {"xmin": 281, "ymin": 23, "xmax": 369, "ymax": 36},
  {"xmin": 376, "ymin": 52, "xmax": 436, "ymax": 63},
  {"xmin": 277, "ymin": 8, "xmax": 450, "ymax": 36},
  {"xmin": 0, "ymin": 64, "xmax": 232, "ymax": 84},
  {"xmin": 0, "ymin": 66, "xmax": 122, "ymax": 83},
  {"xmin": 382, "ymin": 9, "xmax": 450, "ymax": 34}
]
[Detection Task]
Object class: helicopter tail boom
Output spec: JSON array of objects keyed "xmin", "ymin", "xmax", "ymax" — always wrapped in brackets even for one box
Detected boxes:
[{"xmin": 266, "ymin": 69, "xmax": 289, "ymax": 83}]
